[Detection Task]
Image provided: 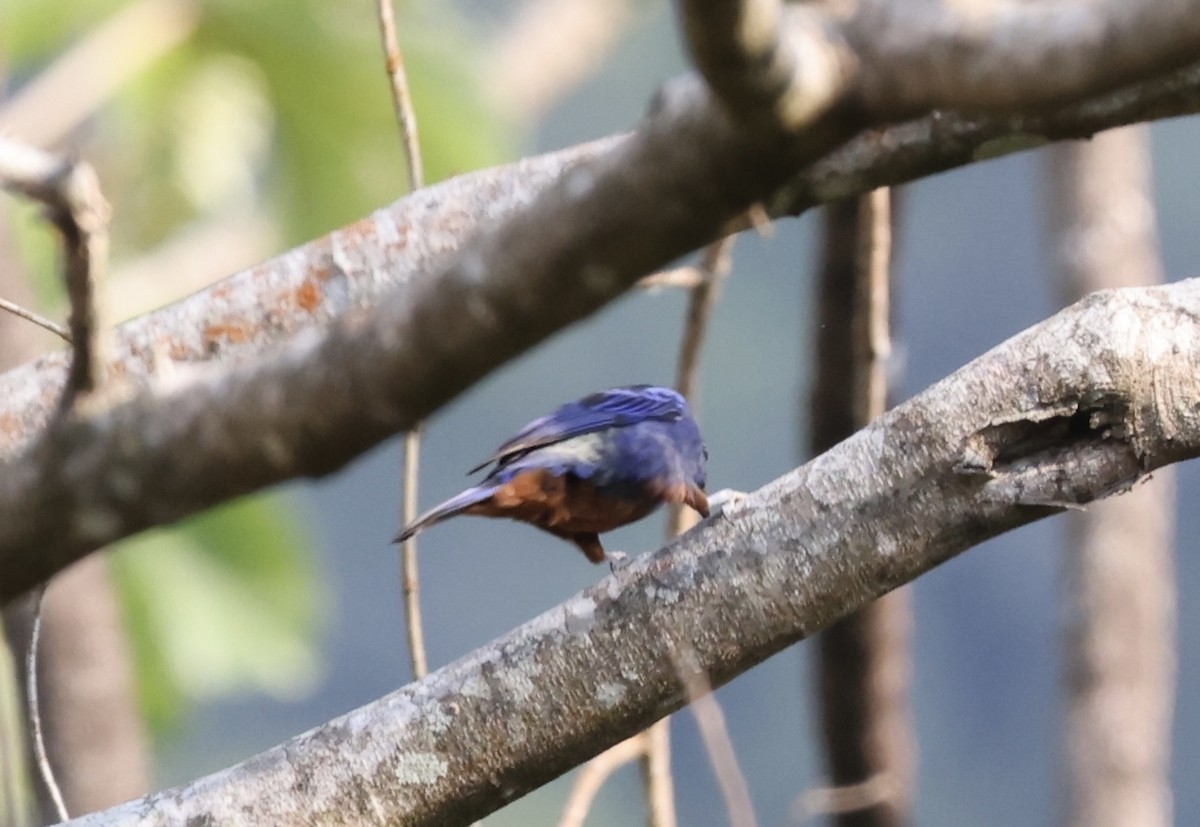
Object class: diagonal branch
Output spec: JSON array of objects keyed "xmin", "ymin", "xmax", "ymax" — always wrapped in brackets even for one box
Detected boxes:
[
  {"xmin": 3, "ymin": 13, "xmax": 1200, "ymax": 600},
  {"xmin": 0, "ymin": 71, "xmax": 853, "ymax": 600},
  {"xmin": 849, "ymin": 0, "xmax": 1200, "ymax": 113},
  {"xmin": 3, "ymin": 58, "xmax": 1199, "ymax": 462},
  {"xmin": 64, "ymin": 280, "xmax": 1200, "ymax": 827}
]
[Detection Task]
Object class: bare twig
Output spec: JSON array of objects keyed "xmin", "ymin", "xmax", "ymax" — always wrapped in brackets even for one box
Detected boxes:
[
  {"xmin": 745, "ymin": 203, "xmax": 773, "ymax": 238},
  {"xmin": 1, "ymin": 133, "xmax": 114, "ymax": 823},
  {"xmin": 0, "ymin": 0, "xmax": 199, "ymax": 148},
  {"xmin": 637, "ymin": 267, "xmax": 706, "ymax": 292},
  {"xmin": 0, "ymin": 298, "xmax": 71, "ymax": 343},
  {"xmin": 376, "ymin": 0, "xmax": 431, "ymax": 687},
  {"xmin": 0, "ymin": 136, "xmax": 112, "ymax": 408},
  {"xmin": 641, "ymin": 721, "xmax": 675, "ymax": 827},
  {"xmin": 26, "ymin": 584, "xmax": 68, "ymax": 823},
  {"xmin": 674, "ymin": 237, "xmax": 735, "ymax": 400},
  {"xmin": 401, "ymin": 427, "xmax": 428, "ymax": 680},
  {"xmin": 791, "ymin": 774, "xmax": 902, "ymax": 823},
  {"xmin": 641, "ymin": 235, "xmax": 740, "ymax": 827},
  {"xmin": 558, "ymin": 735, "xmax": 646, "ymax": 827},
  {"xmin": 377, "ymin": 0, "xmax": 425, "ymax": 191},
  {"xmin": 672, "ymin": 647, "xmax": 758, "ymax": 827}
]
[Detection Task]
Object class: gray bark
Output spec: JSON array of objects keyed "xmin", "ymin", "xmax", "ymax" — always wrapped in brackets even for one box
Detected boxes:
[{"xmin": 66, "ymin": 280, "xmax": 1200, "ymax": 826}]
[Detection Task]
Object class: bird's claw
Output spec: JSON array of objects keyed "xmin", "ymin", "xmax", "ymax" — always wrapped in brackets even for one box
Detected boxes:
[
  {"xmin": 606, "ymin": 551, "xmax": 631, "ymax": 573},
  {"xmin": 708, "ymin": 488, "xmax": 750, "ymax": 517}
]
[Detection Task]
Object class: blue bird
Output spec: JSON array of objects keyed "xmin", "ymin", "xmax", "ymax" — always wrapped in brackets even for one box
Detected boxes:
[{"xmin": 394, "ymin": 385, "xmax": 710, "ymax": 564}]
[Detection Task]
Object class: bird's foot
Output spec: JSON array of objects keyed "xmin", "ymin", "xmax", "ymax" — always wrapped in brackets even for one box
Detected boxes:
[
  {"xmin": 606, "ymin": 551, "xmax": 631, "ymax": 574},
  {"xmin": 708, "ymin": 488, "xmax": 750, "ymax": 517}
]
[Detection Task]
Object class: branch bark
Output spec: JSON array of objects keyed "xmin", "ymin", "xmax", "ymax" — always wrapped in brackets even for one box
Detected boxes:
[
  {"xmin": 0, "ymin": 55, "xmax": 1197, "ymax": 603},
  {"xmin": 848, "ymin": 0, "xmax": 1200, "ymax": 112},
  {"xmin": 66, "ymin": 280, "xmax": 1200, "ymax": 826},
  {"xmin": 2, "ymin": 56, "xmax": 1198, "ymax": 466},
  {"xmin": 0, "ymin": 55, "xmax": 1189, "ymax": 447},
  {"xmin": 811, "ymin": 190, "xmax": 913, "ymax": 827}
]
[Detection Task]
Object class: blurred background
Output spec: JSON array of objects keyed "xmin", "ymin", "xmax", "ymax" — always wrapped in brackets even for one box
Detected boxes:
[{"xmin": 3, "ymin": 0, "xmax": 1200, "ymax": 824}]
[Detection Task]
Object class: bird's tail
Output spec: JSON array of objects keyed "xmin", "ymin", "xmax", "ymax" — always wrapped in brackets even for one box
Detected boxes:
[{"xmin": 392, "ymin": 485, "xmax": 495, "ymax": 543}]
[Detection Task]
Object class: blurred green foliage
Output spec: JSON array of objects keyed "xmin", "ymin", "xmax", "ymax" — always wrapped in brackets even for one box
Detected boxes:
[
  {"xmin": 4, "ymin": 0, "xmax": 514, "ymax": 735},
  {"xmin": 110, "ymin": 496, "xmax": 326, "ymax": 733}
]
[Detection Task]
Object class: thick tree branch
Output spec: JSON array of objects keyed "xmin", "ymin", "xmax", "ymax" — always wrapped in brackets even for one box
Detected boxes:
[
  {"xmin": 0, "ymin": 72, "xmax": 854, "ymax": 600},
  {"xmin": 678, "ymin": 0, "xmax": 851, "ymax": 130},
  {"xmin": 2, "ymin": 14, "xmax": 1200, "ymax": 599},
  {"xmin": 848, "ymin": 0, "xmax": 1200, "ymax": 113},
  {"xmin": 67, "ymin": 280, "xmax": 1200, "ymax": 826},
  {"xmin": 2, "ymin": 59, "xmax": 1198, "ymax": 464}
]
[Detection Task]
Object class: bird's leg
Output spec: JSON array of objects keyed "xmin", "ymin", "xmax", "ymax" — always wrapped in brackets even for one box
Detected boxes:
[
  {"xmin": 683, "ymin": 484, "xmax": 710, "ymax": 518},
  {"xmin": 567, "ymin": 532, "xmax": 608, "ymax": 565},
  {"xmin": 605, "ymin": 550, "xmax": 630, "ymax": 573},
  {"xmin": 562, "ymin": 531, "xmax": 629, "ymax": 572}
]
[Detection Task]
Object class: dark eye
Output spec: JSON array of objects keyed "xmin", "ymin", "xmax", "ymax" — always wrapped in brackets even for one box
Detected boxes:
[{"xmin": 702, "ymin": 446, "xmax": 709, "ymax": 461}]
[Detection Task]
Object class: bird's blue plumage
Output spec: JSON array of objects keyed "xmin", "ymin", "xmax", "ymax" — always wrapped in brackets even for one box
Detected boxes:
[
  {"xmin": 395, "ymin": 385, "xmax": 709, "ymax": 563},
  {"xmin": 466, "ymin": 384, "xmax": 689, "ymax": 473}
]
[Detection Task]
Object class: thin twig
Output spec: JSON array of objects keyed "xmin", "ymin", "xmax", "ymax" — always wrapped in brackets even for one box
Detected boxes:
[
  {"xmin": 375, "ymin": 0, "xmax": 431, "ymax": 690},
  {"xmin": 671, "ymin": 647, "xmax": 758, "ymax": 827},
  {"xmin": 0, "ymin": 297, "xmax": 71, "ymax": 343},
  {"xmin": 557, "ymin": 734, "xmax": 647, "ymax": 827},
  {"xmin": 745, "ymin": 203, "xmax": 774, "ymax": 238},
  {"xmin": 674, "ymin": 236, "xmax": 735, "ymax": 400},
  {"xmin": 641, "ymin": 720, "xmax": 676, "ymax": 827},
  {"xmin": 638, "ymin": 267, "xmax": 705, "ymax": 292},
  {"xmin": 401, "ymin": 427, "xmax": 428, "ymax": 679},
  {"xmin": 26, "ymin": 583, "xmax": 68, "ymax": 823},
  {"xmin": 560, "ymin": 233, "xmax": 738, "ymax": 827},
  {"xmin": 0, "ymin": 135, "xmax": 112, "ymax": 408},
  {"xmin": 377, "ymin": 0, "xmax": 424, "ymax": 191},
  {"xmin": 644, "ymin": 234, "xmax": 739, "ymax": 827},
  {"xmin": 790, "ymin": 774, "xmax": 901, "ymax": 823},
  {"xmin": 1, "ymin": 134, "xmax": 113, "ymax": 821}
]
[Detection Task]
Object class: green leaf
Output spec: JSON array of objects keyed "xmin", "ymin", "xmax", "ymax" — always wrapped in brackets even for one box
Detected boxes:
[{"xmin": 110, "ymin": 494, "xmax": 326, "ymax": 735}]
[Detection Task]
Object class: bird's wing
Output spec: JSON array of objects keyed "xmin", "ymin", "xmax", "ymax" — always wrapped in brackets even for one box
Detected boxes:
[{"xmin": 467, "ymin": 385, "xmax": 686, "ymax": 474}]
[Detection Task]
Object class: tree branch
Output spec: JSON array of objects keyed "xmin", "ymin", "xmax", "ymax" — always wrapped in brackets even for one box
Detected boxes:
[
  {"xmin": 848, "ymin": 0, "xmax": 1200, "ymax": 113},
  {"xmin": 2, "ymin": 57, "xmax": 1198, "ymax": 463},
  {"xmin": 2, "ymin": 11, "xmax": 1200, "ymax": 601},
  {"xmin": 678, "ymin": 0, "xmax": 850, "ymax": 130},
  {"xmin": 66, "ymin": 280, "xmax": 1200, "ymax": 826},
  {"xmin": 0, "ymin": 68, "xmax": 851, "ymax": 600},
  {"xmin": 0, "ymin": 137, "xmax": 111, "ymax": 406}
]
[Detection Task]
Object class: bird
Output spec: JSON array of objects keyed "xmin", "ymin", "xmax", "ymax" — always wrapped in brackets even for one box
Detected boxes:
[{"xmin": 393, "ymin": 384, "xmax": 710, "ymax": 564}]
